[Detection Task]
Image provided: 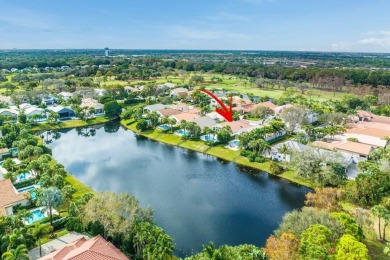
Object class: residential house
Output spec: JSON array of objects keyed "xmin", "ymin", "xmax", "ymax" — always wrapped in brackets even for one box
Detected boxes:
[
  {"xmin": 271, "ymin": 140, "xmax": 359, "ymax": 179},
  {"xmin": 169, "ymin": 103, "xmax": 189, "ymax": 111},
  {"xmin": 312, "ymin": 140, "xmax": 372, "ymax": 159},
  {"xmin": 233, "ymin": 101, "xmax": 277, "ymax": 115},
  {"xmin": 156, "ymin": 108, "xmax": 182, "ymax": 117},
  {"xmin": 40, "ymin": 94, "xmax": 57, "ymax": 106},
  {"xmin": 24, "ymin": 106, "xmax": 46, "ymax": 121},
  {"xmin": 47, "ymin": 106, "xmax": 75, "ymax": 119},
  {"xmin": 170, "ymin": 113, "xmax": 201, "ymax": 125},
  {"xmin": 273, "ymin": 104, "xmax": 294, "ymax": 115},
  {"xmin": 271, "ymin": 140, "xmax": 306, "ymax": 162},
  {"xmin": 0, "ymin": 95, "xmax": 14, "ymax": 106},
  {"xmin": 0, "ymin": 108, "xmax": 18, "ymax": 119},
  {"xmin": 38, "ymin": 235, "xmax": 129, "ymax": 260},
  {"xmin": 124, "ymin": 85, "xmax": 143, "ymax": 93},
  {"xmin": 206, "ymin": 111, "xmax": 225, "ymax": 121},
  {"xmin": 215, "ymin": 119, "xmax": 256, "ymax": 136},
  {"xmin": 58, "ymin": 92, "xmax": 74, "ymax": 101},
  {"xmin": 157, "ymin": 82, "xmax": 177, "ymax": 89},
  {"xmin": 80, "ymin": 98, "xmax": 104, "ymax": 115},
  {"xmin": 170, "ymin": 87, "xmax": 189, "ymax": 98},
  {"xmin": 192, "ymin": 116, "xmax": 217, "ymax": 130},
  {"xmin": 143, "ymin": 104, "xmax": 167, "ymax": 113},
  {"xmin": 0, "ymin": 179, "xmax": 29, "ymax": 216}
]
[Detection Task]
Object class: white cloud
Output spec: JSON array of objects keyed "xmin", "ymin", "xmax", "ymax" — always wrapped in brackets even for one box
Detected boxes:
[
  {"xmin": 365, "ymin": 30, "xmax": 390, "ymax": 36},
  {"xmin": 358, "ymin": 37, "xmax": 390, "ymax": 47}
]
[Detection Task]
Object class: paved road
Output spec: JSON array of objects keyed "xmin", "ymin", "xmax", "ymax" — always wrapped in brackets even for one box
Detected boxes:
[{"xmin": 28, "ymin": 232, "xmax": 89, "ymax": 260}]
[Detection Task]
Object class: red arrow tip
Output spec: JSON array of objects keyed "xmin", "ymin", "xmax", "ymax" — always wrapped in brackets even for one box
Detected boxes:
[{"xmin": 216, "ymin": 108, "xmax": 233, "ymax": 122}]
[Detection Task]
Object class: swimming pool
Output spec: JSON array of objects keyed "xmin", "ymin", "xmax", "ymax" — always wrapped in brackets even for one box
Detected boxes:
[
  {"xmin": 9, "ymin": 147, "xmax": 18, "ymax": 154},
  {"xmin": 175, "ymin": 129, "xmax": 190, "ymax": 136},
  {"xmin": 17, "ymin": 185, "xmax": 39, "ymax": 193},
  {"xmin": 201, "ymin": 134, "xmax": 218, "ymax": 142},
  {"xmin": 25, "ymin": 209, "xmax": 46, "ymax": 225},
  {"xmin": 158, "ymin": 124, "xmax": 170, "ymax": 131},
  {"xmin": 15, "ymin": 171, "xmax": 35, "ymax": 183},
  {"xmin": 232, "ymin": 140, "xmax": 239, "ymax": 146}
]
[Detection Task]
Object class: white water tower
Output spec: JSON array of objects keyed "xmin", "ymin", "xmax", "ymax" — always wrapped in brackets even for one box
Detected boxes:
[{"xmin": 104, "ymin": 47, "xmax": 109, "ymax": 57}]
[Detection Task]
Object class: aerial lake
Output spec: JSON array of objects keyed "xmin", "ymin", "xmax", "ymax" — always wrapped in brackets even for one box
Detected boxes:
[{"xmin": 44, "ymin": 121, "xmax": 310, "ymax": 257}]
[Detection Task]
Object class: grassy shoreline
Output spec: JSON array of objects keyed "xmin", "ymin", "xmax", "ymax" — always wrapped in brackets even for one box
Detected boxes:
[
  {"xmin": 31, "ymin": 117, "xmax": 110, "ymax": 132},
  {"xmin": 121, "ymin": 119, "xmax": 316, "ymax": 189}
]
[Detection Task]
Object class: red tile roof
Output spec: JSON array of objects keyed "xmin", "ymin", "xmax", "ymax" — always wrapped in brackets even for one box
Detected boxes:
[
  {"xmin": 0, "ymin": 179, "xmax": 28, "ymax": 216},
  {"xmin": 39, "ymin": 235, "xmax": 129, "ymax": 260}
]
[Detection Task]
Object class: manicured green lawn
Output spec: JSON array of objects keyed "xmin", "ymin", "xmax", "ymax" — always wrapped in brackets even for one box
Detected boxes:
[
  {"xmin": 206, "ymin": 145, "xmax": 240, "ymax": 161},
  {"xmin": 155, "ymin": 133, "xmax": 183, "ymax": 145},
  {"xmin": 279, "ymin": 170, "xmax": 316, "ymax": 188},
  {"xmin": 31, "ymin": 117, "xmax": 110, "ymax": 131},
  {"xmin": 179, "ymin": 140, "xmax": 209, "ymax": 152},
  {"xmin": 234, "ymin": 156, "xmax": 271, "ymax": 172},
  {"xmin": 65, "ymin": 174, "xmax": 93, "ymax": 202}
]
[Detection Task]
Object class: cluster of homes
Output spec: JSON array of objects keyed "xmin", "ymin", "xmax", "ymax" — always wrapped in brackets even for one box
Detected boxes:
[
  {"xmin": 135, "ymin": 85, "xmax": 390, "ymax": 180},
  {"xmin": 144, "ymin": 99, "xmax": 294, "ymax": 140},
  {"xmin": 270, "ymin": 110, "xmax": 390, "ymax": 179},
  {"xmin": 0, "ymin": 90, "xmax": 105, "ymax": 122}
]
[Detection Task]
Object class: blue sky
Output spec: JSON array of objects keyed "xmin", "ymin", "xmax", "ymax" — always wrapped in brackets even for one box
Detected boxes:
[{"xmin": 1, "ymin": 0, "xmax": 390, "ymax": 52}]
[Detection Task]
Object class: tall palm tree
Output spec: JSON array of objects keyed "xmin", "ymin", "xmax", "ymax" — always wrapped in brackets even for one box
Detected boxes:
[
  {"xmin": 2, "ymin": 244, "xmax": 29, "ymax": 260},
  {"xmin": 37, "ymin": 187, "xmax": 63, "ymax": 227},
  {"xmin": 168, "ymin": 118, "xmax": 176, "ymax": 133},
  {"xmin": 30, "ymin": 223, "xmax": 52, "ymax": 257}
]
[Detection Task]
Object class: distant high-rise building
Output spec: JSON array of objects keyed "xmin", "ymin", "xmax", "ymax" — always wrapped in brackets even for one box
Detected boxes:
[{"xmin": 104, "ymin": 47, "xmax": 109, "ymax": 57}]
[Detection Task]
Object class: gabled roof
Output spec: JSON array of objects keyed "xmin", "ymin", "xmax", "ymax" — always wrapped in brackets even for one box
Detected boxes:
[
  {"xmin": 47, "ymin": 106, "xmax": 74, "ymax": 113},
  {"xmin": 0, "ymin": 179, "xmax": 27, "ymax": 216},
  {"xmin": 157, "ymin": 108, "xmax": 182, "ymax": 117},
  {"xmin": 218, "ymin": 119, "xmax": 253, "ymax": 134},
  {"xmin": 312, "ymin": 140, "xmax": 373, "ymax": 156},
  {"xmin": 143, "ymin": 104, "xmax": 166, "ymax": 112},
  {"xmin": 171, "ymin": 113, "xmax": 201, "ymax": 122},
  {"xmin": 39, "ymin": 235, "xmax": 129, "ymax": 260},
  {"xmin": 170, "ymin": 88, "xmax": 188, "ymax": 94},
  {"xmin": 192, "ymin": 116, "xmax": 217, "ymax": 129}
]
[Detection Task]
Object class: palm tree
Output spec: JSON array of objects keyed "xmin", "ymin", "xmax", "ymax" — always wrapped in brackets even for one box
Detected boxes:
[
  {"xmin": 278, "ymin": 143, "xmax": 290, "ymax": 161},
  {"xmin": 37, "ymin": 187, "xmax": 63, "ymax": 227},
  {"xmin": 30, "ymin": 223, "xmax": 52, "ymax": 257},
  {"xmin": 2, "ymin": 244, "xmax": 29, "ymax": 260},
  {"xmin": 238, "ymin": 132, "xmax": 251, "ymax": 149},
  {"xmin": 168, "ymin": 118, "xmax": 176, "ymax": 133}
]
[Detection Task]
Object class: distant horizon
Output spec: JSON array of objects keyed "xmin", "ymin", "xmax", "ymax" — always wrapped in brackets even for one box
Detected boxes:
[
  {"xmin": 1, "ymin": 1, "xmax": 390, "ymax": 52},
  {"xmin": 1, "ymin": 48, "xmax": 390, "ymax": 55}
]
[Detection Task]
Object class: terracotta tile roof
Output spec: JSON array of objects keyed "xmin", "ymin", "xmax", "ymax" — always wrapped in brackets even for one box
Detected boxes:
[
  {"xmin": 39, "ymin": 235, "xmax": 129, "ymax": 260},
  {"xmin": 356, "ymin": 110, "xmax": 374, "ymax": 118},
  {"xmin": 219, "ymin": 119, "xmax": 252, "ymax": 134},
  {"xmin": 0, "ymin": 179, "xmax": 27, "ymax": 216},
  {"xmin": 259, "ymin": 101, "xmax": 278, "ymax": 109},
  {"xmin": 312, "ymin": 140, "xmax": 373, "ymax": 156},
  {"xmin": 171, "ymin": 113, "xmax": 201, "ymax": 122},
  {"xmin": 157, "ymin": 108, "xmax": 182, "ymax": 117},
  {"xmin": 184, "ymin": 108, "xmax": 201, "ymax": 114},
  {"xmin": 346, "ymin": 127, "xmax": 390, "ymax": 139},
  {"xmin": 371, "ymin": 115, "xmax": 390, "ymax": 125}
]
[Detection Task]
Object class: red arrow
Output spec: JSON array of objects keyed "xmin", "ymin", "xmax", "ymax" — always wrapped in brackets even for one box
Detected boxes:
[{"xmin": 200, "ymin": 89, "xmax": 233, "ymax": 122}]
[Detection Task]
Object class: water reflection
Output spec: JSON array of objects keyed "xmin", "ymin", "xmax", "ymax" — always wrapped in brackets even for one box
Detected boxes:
[{"xmin": 46, "ymin": 121, "xmax": 310, "ymax": 257}]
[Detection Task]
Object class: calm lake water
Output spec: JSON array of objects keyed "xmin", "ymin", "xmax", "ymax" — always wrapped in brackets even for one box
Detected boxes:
[{"xmin": 44, "ymin": 121, "xmax": 310, "ymax": 257}]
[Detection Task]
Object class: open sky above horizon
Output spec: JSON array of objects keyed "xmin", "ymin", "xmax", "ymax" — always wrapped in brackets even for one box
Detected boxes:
[{"xmin": 1, "ymin": 0, "xmax": 390, "ymax": 52}]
